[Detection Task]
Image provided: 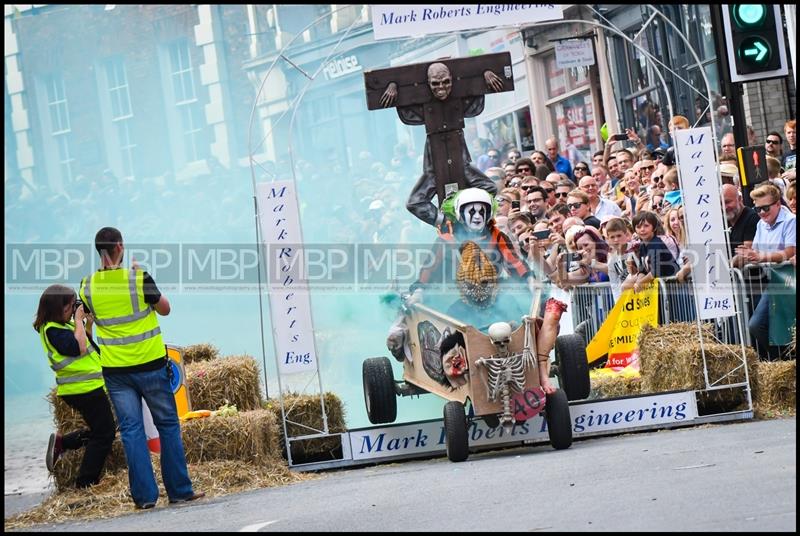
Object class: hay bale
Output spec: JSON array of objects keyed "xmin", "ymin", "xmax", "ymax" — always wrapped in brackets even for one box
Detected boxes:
[
  {"xmin": 6, "ymin": 457, "xmax": 314, "ymax": 530},
  {"xmin": 181, "ymin": 409, "xmax": 281, "ymax": 466},
  {"xmin": 590, "ymin": 372, "xmax": 642, "ymax": 399},
  {"xmin": 52, "ymin": 438, "xmax": 128, "ymax": 492},
  {"xmin": 639, "ymin": 323, "xmax": 738, "ymax": 392},
  {"xmin": 753, "ymin": 360, "xmax": 796, "ymax": 418},
  {"xmin": 48, "ymin": 388, "xmax": 118, "ymax": 433},
  {"xmin": 263, "ymin": 392, "xmax": 347, "ymax": 463},
  {"xmin": 641, "ymin": 340, "xmax": 758, "ymax": 394},
  {"xmin": 183, "ymin": 343, "xmax": 220, "ymax": 364},
  {"xmin": 185, "ymin": 355, "xmax": 263, "ymax": 411}
]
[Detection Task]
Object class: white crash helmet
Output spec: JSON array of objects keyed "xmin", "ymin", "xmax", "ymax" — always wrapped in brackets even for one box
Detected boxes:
[{"xmin": 454, "ymin": 188, "xmax": 493, "ymax": 222}]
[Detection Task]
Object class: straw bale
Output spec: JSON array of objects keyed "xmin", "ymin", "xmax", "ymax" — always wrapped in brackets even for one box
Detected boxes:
[
  {"xmin": 753, "ymin": 360, "xmax": 796, "ymax": 418},
  {"xmin": 48, "ymin": 388, "xmax": 117, "ymax": 433},
  {"xmin": 640, "ymin": 339, "xmax": 757, "ymax": 394},
  {"xmin": 6, "ymin": 458, "xmax": 315, "ymax": 530},
  {"xmin": 181, "ymin": 409, "xmax": 281, "ymax": 466},
  {"xmin": 52, "ymin": 438, "xmax": 128, "ymax": 492},
  {"xmin": 264, "ymin": 392, "xmax": 347, "ymax": 463},
  {"xmin": 185, "ymin": 355, "xmax": 263, "ymax": 411},
  {"xmin": 183, "ymin": 343, "xmax": 220, "ymax": 364},
  {"xmin": 590, "ymin": 373, "xmax": 642, "ymax": 399},
  {"xmin": 638, "ymin": 323, "xmax": 739, "ymax": 392}
]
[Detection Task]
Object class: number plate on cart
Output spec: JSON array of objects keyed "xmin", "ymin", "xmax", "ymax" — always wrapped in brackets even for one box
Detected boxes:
[{"xmin": 512, "ymin": 386, "xmax": 546, "ymax": 421}]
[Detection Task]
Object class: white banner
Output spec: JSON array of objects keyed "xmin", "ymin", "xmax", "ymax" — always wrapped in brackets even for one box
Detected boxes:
[
  {"xmin": 674, "ymin": 128, "xmax": 736, "ymax": 320},
  {"xmin": 555, "ymin": 39, "xmax": 595, "ymax": 69},
  {"xmin": 349, "ymin": 392, "xmax": 697, "ymax": 461},
  {"xmin": 256, "ymin": 181, "xmax": 318, "ymax": 374},
  {"xmin": 371, "ymin": 4, "xmax": 564, "ymax": 41}
]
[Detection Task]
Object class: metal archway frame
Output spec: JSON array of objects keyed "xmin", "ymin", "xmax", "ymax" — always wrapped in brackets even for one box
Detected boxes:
[{"xmin": 247, "ymin": 5, "xmax": 752, "ymax": 469}]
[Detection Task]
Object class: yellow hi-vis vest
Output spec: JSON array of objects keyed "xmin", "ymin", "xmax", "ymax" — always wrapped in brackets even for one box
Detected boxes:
[
  {"xmin": 40, "ymin": 321, "xmax": 104, "ymax": 396},
  {"xmin": 80, "ymin": 268, "xmax": 166, "ymax": 368}
]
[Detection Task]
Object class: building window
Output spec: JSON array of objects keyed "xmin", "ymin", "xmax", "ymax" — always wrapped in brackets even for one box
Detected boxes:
[
  {"xmin": 104, "ymin": 57, "xmax": 137, "ymax": 179},
  {"xmin": 481, "ymin": 107, "xmax": 535, "ymax": 154},
  {"xmin": 45, "ymin": 74, "xmax": 74, "ymax": 184},
  {"xmin": 543, "ymin": 53, "xmax": 595, "ymax": 165},
  {"xmin": 168, "ymin": 39, "xmax": 207, "ymax": 163}
]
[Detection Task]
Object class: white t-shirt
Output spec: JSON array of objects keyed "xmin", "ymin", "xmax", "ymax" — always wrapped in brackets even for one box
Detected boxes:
[{"xmin": 593, "ymin": 197, "xmax": 622, "ymax": 220}]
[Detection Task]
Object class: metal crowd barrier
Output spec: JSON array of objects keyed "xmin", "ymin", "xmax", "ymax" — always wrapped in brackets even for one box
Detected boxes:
[
  {"xmin": 569, "ymin": 261, "xmax": 795, "ymax": 356},
  {"xmin": 569, "ymin": 282, "xmax": 615, "ymax": 341}
]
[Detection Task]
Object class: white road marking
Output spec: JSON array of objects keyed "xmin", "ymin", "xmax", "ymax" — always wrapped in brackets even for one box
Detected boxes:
[{"xmin": 239, "ymin": 520, "xmax": 280, "ymax": 532}]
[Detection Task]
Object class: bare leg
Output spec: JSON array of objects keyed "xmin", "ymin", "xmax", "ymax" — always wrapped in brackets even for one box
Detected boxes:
[{"xmin": 537, "ymin": 298, "xmax": 567, "ymax": 394}]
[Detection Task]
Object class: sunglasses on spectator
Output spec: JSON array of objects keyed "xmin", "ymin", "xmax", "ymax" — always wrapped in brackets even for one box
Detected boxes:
[
  {"xmin": 641, "ymin": 165, "xmax": 654, "ymax": 171},
  {"xmin": 574, "ymin": 166, "xmax": 589, "ymax": 172},
  {"xmin": 517, "ymin": 166, "xmax": 531, "ymax": 172},
  {"xmin": 652, "ymin": 175, "xmax": 662, "ymax": 182},
  {"xmin": 521, "ymin": 185, "xmax": 537, "ymax": 191},
  {"xmin": 555, "ymin": 192, "xmax": 569, "ymax": 198},
  {"xmin": 568, "ymin": 202, "xmax": 584, "ymax": 210},
  {"xmin": 754, "ymin": 201, "xmax": 777, "ymax": 213},
  {"xmin": 765, "ymin": 139, "xmax": 781, "ymax": 145}
]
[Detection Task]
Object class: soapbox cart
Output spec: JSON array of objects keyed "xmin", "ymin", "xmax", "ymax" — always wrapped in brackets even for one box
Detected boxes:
[{"xmin": 362, "ymin": 298, "xmax": 590, "ymax": 462}]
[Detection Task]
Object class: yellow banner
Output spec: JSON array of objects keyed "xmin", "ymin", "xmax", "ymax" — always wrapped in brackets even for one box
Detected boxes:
[{"xmin": 585, "ymin": 280, "xmax": 659, "ymax": 372}]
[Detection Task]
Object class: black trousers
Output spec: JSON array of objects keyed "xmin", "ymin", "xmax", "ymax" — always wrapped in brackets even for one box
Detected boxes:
[{"xmin": 60, "ymin": 387, "xmax": 116, "ymax": 487}]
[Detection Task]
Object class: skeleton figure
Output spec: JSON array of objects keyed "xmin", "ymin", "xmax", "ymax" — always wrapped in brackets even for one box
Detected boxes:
[{"xmin": 427, "ymin": 63, "xmax": 453, "ymax": 101}]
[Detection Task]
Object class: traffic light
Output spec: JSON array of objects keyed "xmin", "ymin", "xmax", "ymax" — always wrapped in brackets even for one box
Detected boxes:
[{"xmin": 722, "ymin": 4, "xmax": 788, "ymax": 83}]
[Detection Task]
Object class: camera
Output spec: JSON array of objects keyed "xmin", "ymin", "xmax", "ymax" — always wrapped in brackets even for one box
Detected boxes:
[{"xmin": 73, "ymin": 299, "xmax": 84, "ymax": 313}]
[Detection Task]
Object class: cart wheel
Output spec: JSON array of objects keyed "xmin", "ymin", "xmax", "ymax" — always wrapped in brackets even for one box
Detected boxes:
[
  {"xmin": 443, "ymin": 401, "xmax": 469, "ymax": 462},
  {"xmin": 362, "ymin": 357, "xmax": 397, "ymax": 424},
  {"xmin": 545, "ymin": 389, "xmax": 572, "ymax": 450},
  {"xmin": 555, "ymin": 333, "xmax": 591, "ymax": 401}
]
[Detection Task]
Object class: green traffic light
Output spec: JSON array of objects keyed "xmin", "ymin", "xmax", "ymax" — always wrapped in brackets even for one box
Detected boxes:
[
  {"xmin": 733, "ymin": 4, "xmax": 767, "ymax": 28},
  {"xmin": 738, "ymin": 36, "xmax": 771, "ymax": 64}
]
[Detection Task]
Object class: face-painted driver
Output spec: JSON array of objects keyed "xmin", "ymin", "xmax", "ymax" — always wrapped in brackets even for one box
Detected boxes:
[{"xmin": 461, "ymin": 202, "xmax": 488, "ymax": 233}]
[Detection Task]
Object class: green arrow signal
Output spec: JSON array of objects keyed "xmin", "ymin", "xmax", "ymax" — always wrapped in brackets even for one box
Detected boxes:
[{"xmin": 743, "ymin": 40, "xmax": 768, "ymax": 62}]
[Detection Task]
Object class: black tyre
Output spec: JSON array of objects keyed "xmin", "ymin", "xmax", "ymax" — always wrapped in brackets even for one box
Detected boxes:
[
  {"xmin": 555, "ymin": 333, "xmax": 591, "ymax": 401},
  {"xmin": 362, "ymin": 357, "xmax": 397, "ymax": 424},
  {"xmin": 443, "ymin": 401, "xmax": 469, "ymax": 462},
  {"xmin": 545, "ymin": 388, "xmax": 572, "ymax": 450}
]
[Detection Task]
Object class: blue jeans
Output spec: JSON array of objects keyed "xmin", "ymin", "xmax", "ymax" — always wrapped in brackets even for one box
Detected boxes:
[
  {"xmin": 104, "ymin": 366, "xmax": 194, "ymax": 505},
  {"xmin": 748, "ymin": 292, "xmax": 778, "ymax": 361}
]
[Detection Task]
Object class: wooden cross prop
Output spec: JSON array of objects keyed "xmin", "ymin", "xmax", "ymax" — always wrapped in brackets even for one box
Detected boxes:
[{"xmin": 364, "ymin": 52, "xmax": 514, "ymax": 204}]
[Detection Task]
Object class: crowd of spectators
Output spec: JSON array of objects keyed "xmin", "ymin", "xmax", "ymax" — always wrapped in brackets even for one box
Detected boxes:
[
  {"xmin": 5, "ymin": 114, "xmax": 795, "ymax": 360},
  {"xmin": 480, "ymin": 116, "xmax": 796, "ymax": 361}
]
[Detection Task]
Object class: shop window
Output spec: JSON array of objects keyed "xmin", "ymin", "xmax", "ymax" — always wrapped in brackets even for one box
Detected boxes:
[
  {"xmin": 549, "ymin": 92, "xmax": 596, "ymax": 166},
  {"xmin": 482, "ymin": 106, "xmax": 535, "ymax": 155},
  {"xmin": 545, "ymin": 54, "xmax": 589, "ymax": 99}
]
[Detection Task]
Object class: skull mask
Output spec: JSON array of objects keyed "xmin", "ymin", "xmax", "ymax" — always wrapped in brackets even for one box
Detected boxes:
[
  {"xmin": 427, "ymin": 63, "xmax": 452, "ymax": 101},
  {"xmin": 461, "ymin": 202, "xmax": 489, "ymax": 233}
]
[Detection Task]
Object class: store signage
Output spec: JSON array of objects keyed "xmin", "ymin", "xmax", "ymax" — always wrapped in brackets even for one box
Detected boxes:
[
  {"xmin": 256, "ymin": 181, "xmax": 318, "ymax": 374},
  {"xmin": 555, "ymin": 38, "xmax": 594, "ymax": 69},
  {"xmin": 674, "ymin": 127, "xmax": 736, "ymax": 320},
  {"xmin": 323, "ymin": 55, "xmax": 362, "ymax": 80},
  {"xmin": 348, "ymin": 391, "xmax": 697, "ymax": 461},
  {"xmin": 371, "ymin": 4, "xmax": 563, "ymax": 41}
]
